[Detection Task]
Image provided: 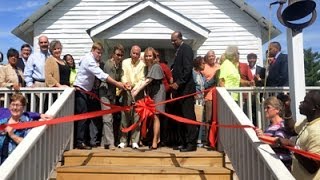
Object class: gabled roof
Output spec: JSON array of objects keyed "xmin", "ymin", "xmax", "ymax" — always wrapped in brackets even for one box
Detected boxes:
[
  {"xmin": 11, "ymin": 0, "xmax": 281, "ymax": 44},
  {"xmin": 87, "ymin": 0, "xmax": 210, "ymax": 39},
  {"xmin": 11, "ymin": 0, "xmax": 63, "ymax": 44},
  {"xmin": 231, "ymin": 0, "xmax": 281, "ymax": 43}
]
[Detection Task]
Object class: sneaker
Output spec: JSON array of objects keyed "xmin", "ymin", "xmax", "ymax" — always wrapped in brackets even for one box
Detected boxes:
[
  {"xmin": 132, "ymin": 142, "xmax": 139, "ymax": 149},
  {"xmin": 104, "ymin": 144, "xmax": 116, "ymax": 150},
  {"xmin": 197, "ymin": 143, "xmax": 204, "ymax": 148},
  {"xmin": 118, "ymin": 142, "xmax": 126, "ymax": 148},
  {"xmin": 109, "ymin": 145, "xmax": 116, "ymax": 150}
]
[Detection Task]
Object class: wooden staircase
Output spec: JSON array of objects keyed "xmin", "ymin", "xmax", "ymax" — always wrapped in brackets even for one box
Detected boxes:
[{"xmin": 54, "ymin": 147, "xmax": 232, "ymax": 180}]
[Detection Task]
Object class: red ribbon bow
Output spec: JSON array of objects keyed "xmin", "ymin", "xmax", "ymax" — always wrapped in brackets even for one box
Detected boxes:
[
  {"xmin": 135, "ymin": 96, "xmax": 156, "ymax": 120},
  {"xmin": 121, "ymin": 96, "xmax": 156, "ymax": 138}
]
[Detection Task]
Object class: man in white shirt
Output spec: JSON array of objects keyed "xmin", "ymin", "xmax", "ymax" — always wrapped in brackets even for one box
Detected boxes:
[
  {"xmin": 24, "ymin": 35, "xmax": 50, "ymax": 87},
  {"xmin": 247, "ymin": 53, "xmax": 265, "ymax": 87},
  {"xmin": 73, "ymin": 42, "xmax": 124, "ymax": 150}
]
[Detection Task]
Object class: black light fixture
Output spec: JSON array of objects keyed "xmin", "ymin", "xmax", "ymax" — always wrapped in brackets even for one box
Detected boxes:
[{"xmin": 270, "ymin": 0, "xmax": 317, "ymax": 32}]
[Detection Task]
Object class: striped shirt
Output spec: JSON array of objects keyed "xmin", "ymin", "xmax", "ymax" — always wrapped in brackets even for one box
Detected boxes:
[{"xmin": 264, "ymin": 120, "xmax": 292, "ymax": 168}]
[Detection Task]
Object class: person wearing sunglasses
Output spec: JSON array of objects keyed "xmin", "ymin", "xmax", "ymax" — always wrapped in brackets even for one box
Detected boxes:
[
  {"xmin": 99, "ymin": 44, "xmax": 124, "ymax": 150},
  {"xmin": 276, "ymin": 91, "xmax": 320, "ymax": 179},
  {"xmin": 255, "ymin": 96, "xmax": 292, "ymax": 171}
]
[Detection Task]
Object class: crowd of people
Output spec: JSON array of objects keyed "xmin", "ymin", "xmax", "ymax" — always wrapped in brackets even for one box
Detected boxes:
[
  {"xmin": 0, "ymin": 32, "xmax": 292, "ymax": 150},
  {"xmin": 255, "ymin": 91, "xmax": 320, "ymax": 179},
  {"xmin": 0, "ymin": 31, "xmax": 318, "ymax": 177}
]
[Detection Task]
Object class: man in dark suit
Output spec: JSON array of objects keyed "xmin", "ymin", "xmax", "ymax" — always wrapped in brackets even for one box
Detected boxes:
[
  {"xmin": 246, "ymin": 53, "xmax": 266, "ymax": 125},
  {"xmin": 247, "ymin": 53, "xmax": 266, "ymax": 87},
  {"xmin": 170, "ymin": 31, "xmax": 198, "ymax": 152},
  {"xmin": 17, "ymin": 44, "xmax": 32, "ymax": 72},
  {"xmin": 266, "ymin": 42, "xmax": 289, "ymax": 87}
]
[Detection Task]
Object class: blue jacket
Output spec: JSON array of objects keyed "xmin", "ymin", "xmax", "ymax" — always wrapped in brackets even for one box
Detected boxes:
[
  {"xmin": 0, "ymin": 114, "xmax": 35, "ymax": 164},
  {"xmin": 267, "ymin": 53, "xmax": 289, "ymax": 87}
]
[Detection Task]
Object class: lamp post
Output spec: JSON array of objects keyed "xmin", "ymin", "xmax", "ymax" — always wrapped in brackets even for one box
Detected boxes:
[{"xmin": 271, "ymin": 0, "xmax": 317, "ymax": 121}]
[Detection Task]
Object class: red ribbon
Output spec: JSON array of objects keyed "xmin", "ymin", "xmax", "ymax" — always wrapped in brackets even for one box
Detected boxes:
[
  {"xmin": 259, "ymin": 136, "xmax": 320, "ymax": 161},
  {"xmin": 210, "ymin": 87, "xmax": 218, "ymax": 147},
  {"xmin": 77, "ymin": 89, "xmax": 123, "ymax": 109},
  {"xmin": 121, "ymin": 96, "xmax": 156, "ymax": 138},
  {"xmin": 1, "ymin": 88, "xmax": 320, "ymax": 162},
  {"xmin": 0, "ymin": 107, "xmax": 127, "ymax": 131}
]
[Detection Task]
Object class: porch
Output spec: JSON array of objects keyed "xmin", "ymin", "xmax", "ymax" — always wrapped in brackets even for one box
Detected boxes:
[{"xmin": 0, "ymin": 87, "xmax": 309, "ymax": 179}]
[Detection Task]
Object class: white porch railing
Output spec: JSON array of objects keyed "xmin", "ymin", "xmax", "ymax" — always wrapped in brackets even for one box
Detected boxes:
[
  {"xmin": 0, "ymin": 87, "xmax": 66, "ymax": 114},
  {"xmin": 1, "ymin": 87, "xmax": 317, "ymax": 179},
  {"xmin": 217, "ymin": 87, "xmax": 294, "ymax": 180},
  {"xmin": 226, "ymin": 86, "xmax": 320, "ymax": 130},
  {"xmin": 0, "ymin": 88, "xmax": 75, "ymax": 180}
]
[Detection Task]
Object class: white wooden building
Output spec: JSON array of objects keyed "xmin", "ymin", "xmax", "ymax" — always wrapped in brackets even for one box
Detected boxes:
[{"xmin": 12, "ymin": 0, "xmax": 280, "ymax": 65}]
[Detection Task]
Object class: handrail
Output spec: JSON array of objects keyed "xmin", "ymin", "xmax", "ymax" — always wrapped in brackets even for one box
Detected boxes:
[
  {"xmin": 216, "ymin": 87, "xmax": 294, "ymax": 180},
  {"xmin": 0, "ymin": 87, "xmax": 66, "ymax": 113},
  {"xmin": 225, "ymin": 86, "xmax": 320, "ymax": 129},
  {"xmin": 1, "ymin": 86, "xmax": 318, "ymax": 179},
  {"xmin": 0, "ymin": 88, "xmax": 75, "ymax": 180}
]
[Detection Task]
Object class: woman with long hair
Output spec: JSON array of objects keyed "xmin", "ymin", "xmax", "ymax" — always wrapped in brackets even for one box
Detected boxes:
[{"xmin": 63, "ymin": 54, "xmax": 77, "ymax": 86}]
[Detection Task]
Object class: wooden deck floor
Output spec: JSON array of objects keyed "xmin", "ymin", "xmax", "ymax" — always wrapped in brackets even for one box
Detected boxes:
[{"xmin": 55, "ymin": 146, "xmax": 233, "ymax": 180}]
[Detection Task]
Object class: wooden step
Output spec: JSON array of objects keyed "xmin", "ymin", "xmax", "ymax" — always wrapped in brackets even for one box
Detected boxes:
[
  {"xmin": 225, "ymin": 155, "xmax": 239, "ymax": 180},
  {"xmin": 56, "ymin": 165, "xmax": 232, "ymax": 180},
  {"xmin": 48, "ymin": 161, "xmax": 61, "ymax": 180},
  {"xmin": 63, "ymin": 147, "xmax": 224, "ymax": 167}
]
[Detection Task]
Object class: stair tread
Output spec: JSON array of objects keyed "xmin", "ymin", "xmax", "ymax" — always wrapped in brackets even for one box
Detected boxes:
[
  {"xmin": 57, "ymin": 165, "xmax": 231, "ymax": 174},
  {"xmin": 64, "ymin": 147, "xmax": 223, "ymax": 158}
]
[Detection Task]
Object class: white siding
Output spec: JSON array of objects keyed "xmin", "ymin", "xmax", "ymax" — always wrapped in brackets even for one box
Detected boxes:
[
  {"xmin": 160, "ymin": 0, "xmax": 263, "ymax": 62},
  {"xmin": 33, "ymin": 0, "xmax": 264, "ymax": 64},
  {"xmin": 34, "ymin": 0, "xmax": 140, "ymax": 62}
]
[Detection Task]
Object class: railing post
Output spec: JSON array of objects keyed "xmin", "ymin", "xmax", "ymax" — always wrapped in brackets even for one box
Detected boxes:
[
  {"xmin": 216, "ymin": 87, "xmax": 295, "ymax": 180},
  {"xmin": 0, "ymin": 88, "xmax": 72, "ymax": 180},
  {"xmin": 209, "ymin": 87, "xmax": 218, "ymax": 148}
]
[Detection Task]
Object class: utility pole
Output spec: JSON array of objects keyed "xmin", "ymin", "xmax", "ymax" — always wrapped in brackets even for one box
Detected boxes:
[
  {"xmin": 287, "ymin": 27, "xmax": 305, "ymax": 121},
  {"xmin": 271, "ymin": 0, "xmax": 317, "ymax": 121}
]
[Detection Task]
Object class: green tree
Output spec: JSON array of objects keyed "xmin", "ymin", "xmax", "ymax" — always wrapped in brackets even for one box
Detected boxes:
[{"xmin": 304, "ymin": 48, "xmax": 320, "ymax": 86}]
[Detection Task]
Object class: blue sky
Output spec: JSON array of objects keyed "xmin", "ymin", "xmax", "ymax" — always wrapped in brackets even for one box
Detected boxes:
[
  {"xmin": 0, "ymin": 0, "xmax": 319, "ymax": 63},
  {"xmin": 0, "ymin": 0, "xmax": 47, "ymax": 63},
  {"xmin": 246, "ymin": 0, "xmax": 320, "ymax": 53}
]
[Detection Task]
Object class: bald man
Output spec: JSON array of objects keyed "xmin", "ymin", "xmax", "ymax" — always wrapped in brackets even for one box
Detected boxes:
[
  {"xmin": 24, "ymin": 35, "xmax": 50, "ymax": 87},
  {"xmin": 118, "ymin": 45, "xmax": 146, "ymax": 149},
  {"xmin": 170, "ymin": 31, "xmax": 198, "ymax": 152}
]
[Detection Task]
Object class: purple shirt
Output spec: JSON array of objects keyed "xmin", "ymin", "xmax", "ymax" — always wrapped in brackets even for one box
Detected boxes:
[
  {"xmin": 264, "ymin": 120, "xmax": 292, "ymax": 170},
  {"xmin": 0, "ymin": 108, "xmax": 41, "ymax": 120}
]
